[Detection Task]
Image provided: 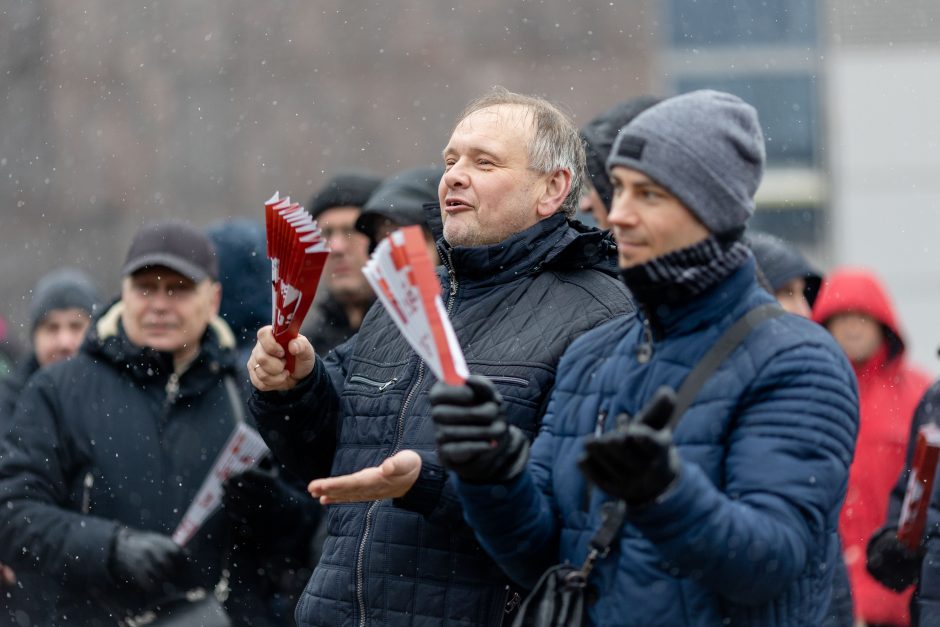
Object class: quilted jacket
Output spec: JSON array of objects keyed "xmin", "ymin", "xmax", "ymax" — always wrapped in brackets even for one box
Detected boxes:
[
  {"xmin": 250, "ymin": 211, "xmax": 634, "ymax": 626},
  {"xmin": 457, "ymin": 256, "xmax": 860, "ymax": 626}
]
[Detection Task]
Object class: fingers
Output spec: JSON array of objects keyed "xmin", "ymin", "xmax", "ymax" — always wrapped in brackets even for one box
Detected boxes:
[
  {"xmin": 436, "ymin": 420, "xmax": 507, "ymax": 444},
  {"xmin": 439, "ymin": 440, "xmax": 495, "ymax": 465},
  {"xmin": 432, "ymin": 401, "xmax": 503, "ymax": 426},
  {"xmin": 380, "ymin": 450, "xmax": 422, "ymax": 478},
  {"xmin": 287, "ymin": 335, "xmax": 316, "ymax": 381},
  {"xmin": 464, "ymin": 375, "xmax": 501, "ymax": 403},
  {"xmin": 636, "ymin": 387, "xmax": 677, "ymax": 431},
  {"xmin": 429, "ymin": 381, "xmax": 476, "ymax": 406}
]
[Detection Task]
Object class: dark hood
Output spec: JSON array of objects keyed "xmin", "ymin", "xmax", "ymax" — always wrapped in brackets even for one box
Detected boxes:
[
  {"xmin": 745, "ymin": 230, "xmax": 822, "ymax": 306},
  {"xmin": 581, "ymin": 96, "xmax": 662, "ymax": 211}
]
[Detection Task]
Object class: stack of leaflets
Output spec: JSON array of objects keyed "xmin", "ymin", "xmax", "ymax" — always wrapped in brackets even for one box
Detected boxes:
[
  {"xmin": 172, "ymin": 424, "xmax": 270, "ymax": 546},
  {"xmin": 362, "ymin": 225, "xmax": 468, "ymax": 385},
  {"xmin": 897, "ymin": 423, "xmax": 940, "ymax": 550},
  {"xmin": 264, "ymin": 192, "xmax": 330, "ymax": 372}
]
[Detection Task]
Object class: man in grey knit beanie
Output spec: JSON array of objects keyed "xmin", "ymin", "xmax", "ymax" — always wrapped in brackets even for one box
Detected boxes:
[{"xmin": 606, "ymin": 89, "xmax": 765, "ymax": 236}]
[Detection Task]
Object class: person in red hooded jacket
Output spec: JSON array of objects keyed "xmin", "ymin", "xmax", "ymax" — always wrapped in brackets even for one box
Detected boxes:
[{"xmin": 813, "ymin": 267, "xmax": 932, "ymax": 626}]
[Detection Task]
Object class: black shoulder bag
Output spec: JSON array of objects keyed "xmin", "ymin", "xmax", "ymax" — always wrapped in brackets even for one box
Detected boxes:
[{"xmin": 510, "ymin": 303, "xmax": 784, "ymax": 627}]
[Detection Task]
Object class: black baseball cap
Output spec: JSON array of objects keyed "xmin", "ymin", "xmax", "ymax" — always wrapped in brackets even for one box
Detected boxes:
[{"xmin": 123, "ymin": 221, "xmax": 219, "ymax": 282}]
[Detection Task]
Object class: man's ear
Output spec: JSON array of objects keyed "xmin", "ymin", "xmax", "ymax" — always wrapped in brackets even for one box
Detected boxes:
[{"xmin": 536, "ymin": 168, "xmax": 572, "ymax": 218}]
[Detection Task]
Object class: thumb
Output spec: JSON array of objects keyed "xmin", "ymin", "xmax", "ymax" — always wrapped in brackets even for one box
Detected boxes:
[
  {"xmin": 381, "ymin": 450, "xmax": 422, "ymax": 477},
  {"xmin": 288, "ymin": 335, "xmax": 316, "ymax": 379},
  {"xmin": 637, "ymin": 387, "xmax": 677, "ymax": 431}
]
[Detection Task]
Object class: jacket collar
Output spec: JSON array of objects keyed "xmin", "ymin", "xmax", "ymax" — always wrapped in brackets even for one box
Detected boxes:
[
  {"xmin": 641, "ymin": 256, "xmax": 764, "ymax": 338},
  {"xmin": 424, "ymin": 204, "xmax": 620, "ymax": 289},
  {"xmin": 85, "ymin": 300, "xmax": 238, "ymax": 391}
]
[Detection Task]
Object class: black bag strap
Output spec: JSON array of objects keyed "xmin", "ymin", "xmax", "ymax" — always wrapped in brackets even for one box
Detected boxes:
[{"xmin": 582, "ymin": 302, "xmax": 785, "ymax": 565}]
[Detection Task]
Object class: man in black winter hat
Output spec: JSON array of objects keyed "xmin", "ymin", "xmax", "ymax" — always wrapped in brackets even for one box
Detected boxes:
[
  {"xmin": 301, "ymin": 171, "xmax": 382, "ymax": 354},
  {"xmin": 0, "ymin": 267, "xmax": 100, "ymax": 624}
]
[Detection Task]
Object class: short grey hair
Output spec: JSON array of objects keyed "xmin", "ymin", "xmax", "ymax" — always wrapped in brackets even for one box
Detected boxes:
[{"xmin": 453, "ymin": 87, "xmax": 585, "ymax": 218}]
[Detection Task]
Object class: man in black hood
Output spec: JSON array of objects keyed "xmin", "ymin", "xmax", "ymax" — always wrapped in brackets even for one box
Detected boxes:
[
  {"xmin": 745, "ymin": 230, "xmax": 822, "ymax": 318},
  {"xmin": 580, "ymin": 96, "xmax": 660, "ymax": 228}
]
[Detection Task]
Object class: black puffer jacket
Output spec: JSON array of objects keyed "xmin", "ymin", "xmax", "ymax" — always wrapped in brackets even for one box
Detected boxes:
[
  {"xmin": 250, "ymin": 211, "xmax": 635, "ymax": 627},
  {"xmin": 0, "ymin": 302, "xmax": 277, "ymax": 626}
]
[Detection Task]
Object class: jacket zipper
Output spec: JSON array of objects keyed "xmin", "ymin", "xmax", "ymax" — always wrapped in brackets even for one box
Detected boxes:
[
  {"xmin": 487, "ymin": 375, "xmax": 529, "ymax": 388},
  {"xmin": 81, "ymin": 472, "xmax": 94, "ymax": 514},
  {"xmin": 636, "ymin": 315, "xmax": 654, "ymax": 364},
  {"xmin": 348, "ymin": 375, "xmax": 398, "ymax": 392},
  {"xmin": 355, "ymin": 253, "xmax": 460, "ymax": 627}
]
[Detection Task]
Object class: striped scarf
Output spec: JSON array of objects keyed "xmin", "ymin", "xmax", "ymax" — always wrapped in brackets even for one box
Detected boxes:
[{"xmin": 620, "ymin": 235, "xmax": 751, "ymax": 308}]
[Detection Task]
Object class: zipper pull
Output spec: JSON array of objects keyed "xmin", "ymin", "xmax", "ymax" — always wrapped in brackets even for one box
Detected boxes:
[
  {"xmin": 81, "ymin": 472, "xmax": 94, "ymax": 514},
  {"xmin": 165, "ymin": 372, "xmax": 180, "ymax": 404},
  {"xmin": 504, "ymin": 590, "xmax": 521, "ymax": 614},
  {"xmin": 636, "ymin": 318, "xmax": 653, "ymax": 363},
  {"xmin": 446, "ymin": 251, "xmax": 457, "ymax": 296},
  {"xmin": 594, "ymin": 410, "xmax": 608, "ymax": 437},
  {"xmin": 378, "ymin": 378, "xmax": 398, "ymax": 392}
]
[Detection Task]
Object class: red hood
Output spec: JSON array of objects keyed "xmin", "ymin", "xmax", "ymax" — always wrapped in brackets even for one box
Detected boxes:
[{"xmin": 812, "ymin": 266, "xmax": 905, "ymax": 357}]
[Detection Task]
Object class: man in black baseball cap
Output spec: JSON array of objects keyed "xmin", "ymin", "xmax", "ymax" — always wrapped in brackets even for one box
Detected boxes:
[{"xmin": 0, "ymin": 219, "xmax": 289, "ymax": 624}]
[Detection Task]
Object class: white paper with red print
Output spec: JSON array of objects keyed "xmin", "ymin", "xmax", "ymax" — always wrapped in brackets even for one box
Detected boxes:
[
  {"xmin": 362, "ymin": 225, "xmax": 468, "ymax": 385},
  {"xmin": 172, "ymin": 423, "xmax": 270, "ymax": 546},
  {"xmin": 264, "ymin": 191, "xmax": 330, "ymax": 371}
]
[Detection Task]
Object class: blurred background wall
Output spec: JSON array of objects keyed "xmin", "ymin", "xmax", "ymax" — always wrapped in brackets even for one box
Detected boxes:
[{"xmin": 3, "ymin": 0, "xmax": 939, "ymax": 372}]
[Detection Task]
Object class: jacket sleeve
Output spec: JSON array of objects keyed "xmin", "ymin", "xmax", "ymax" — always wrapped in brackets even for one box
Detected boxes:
[
  {"xmin": 248, "ymin": 336, "xmax": 353, "ymax": 482},
  {"xmin": 0, "ymin": 371, "xmax": 120, "ymax": 584},
  {"xmin": 452, "ymin": 396, "xmax": 565, "ymax": 589},
  {"xmin": 628, "ymin": 341, "xmax": 859, "ymax": 605}
]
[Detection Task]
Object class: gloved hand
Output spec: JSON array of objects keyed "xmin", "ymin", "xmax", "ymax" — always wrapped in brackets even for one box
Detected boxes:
[
  {"xmin": 221, "ymin": 462, "xmax": 302, "ymax": 536},
  {"xmin": 578, "ymin": 387, "xmax": 680, "ymax": 507},
  {"xmin": 866, "ymin": 526, "xmax": 924, "ymax": 592},
  {"xmin": 430, "ymin": 375, "xmax": 529, "ymax": 484},
  {"xmin": 108, "ymin": 528, "xmax": 185, "ymax": 593}
]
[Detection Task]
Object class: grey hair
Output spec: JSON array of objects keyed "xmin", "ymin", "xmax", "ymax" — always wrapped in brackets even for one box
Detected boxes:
[{"xmin": 453, "ymin": 86, "xmax": 585, "ymax": 218}]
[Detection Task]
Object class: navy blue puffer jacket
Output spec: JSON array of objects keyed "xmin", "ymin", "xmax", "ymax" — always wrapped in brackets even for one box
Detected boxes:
[
  {"xmin": 457, "ymin": 257, "xmax": 859, "ymax": 626},
  {"xmin": 250, "ymin": 212, "xmax": 634, "ymax": 626}
]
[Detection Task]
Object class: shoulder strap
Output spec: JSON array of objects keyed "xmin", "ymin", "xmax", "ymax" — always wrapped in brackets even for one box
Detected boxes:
[
  {"xmin": 585, "ymin": 302, "xmax": 784, "ymax": 560},
  {"xmin": 667, "ymin": 302, "xmax": 784, "ymax": 431},
  {"xmin": 223, "ymin": 375, "xmax": 246, "ymax": 425}
]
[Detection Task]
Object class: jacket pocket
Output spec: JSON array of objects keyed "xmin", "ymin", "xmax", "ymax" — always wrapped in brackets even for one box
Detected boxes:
[{"xmin": 347, "ymin": 375, "xmax": 398, "ymax": 392}]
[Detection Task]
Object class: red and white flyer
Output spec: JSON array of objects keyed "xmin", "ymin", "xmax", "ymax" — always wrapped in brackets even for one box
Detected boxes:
[
  {"xmin": 172, "ymin": 423, "xmax": 270, "ymax": 546},
  {"xmin": 264, "ymin": 191, "xmax": 330, "ymax": 372},
  {"xmin": 897, "ymin": 423, "xmax": 940, "ymax": 550},
  {"xmin": 362, "ymin": 225, "xmax": 468, "ymax": 385}
]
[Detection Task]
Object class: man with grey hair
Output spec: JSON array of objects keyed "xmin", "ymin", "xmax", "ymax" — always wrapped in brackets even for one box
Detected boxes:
[{"xmin": 247, "ymin": 87, "xmax": 634, "ymax": 626}]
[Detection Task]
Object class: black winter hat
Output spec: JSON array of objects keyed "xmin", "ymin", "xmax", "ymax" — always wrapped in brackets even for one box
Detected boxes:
[
  {"xmin": 745, "ymin": 231, "xmax": 822, "ymax": 305},
  {"xmin": 123, "ymin": 220, "xmax": 218, "ymax": 282},
  {"xmin": 29, "ymin": 268, "xmax": 101, "ymax": 334},
  {"xmin": 355, "ymin": 166, "xmax": 441, "ymax": 243},
  {"xmin": 308, "ymin": 172, "xmax": 382, "ymax": 220},
  {"xmin": 581, "ymin": 96, "xmax": 661, "ymax": 212}
]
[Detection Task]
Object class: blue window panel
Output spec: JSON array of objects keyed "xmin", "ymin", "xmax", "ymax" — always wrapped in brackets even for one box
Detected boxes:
[
  {"xmin": 676, "ymin": 74, "xmax": 818, "ymax": 167},
  {"xmin": 669, "ymin": 0, "xmax": 817, "ymax": 47}
]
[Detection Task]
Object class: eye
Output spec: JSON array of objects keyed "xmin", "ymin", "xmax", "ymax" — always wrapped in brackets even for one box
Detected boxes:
[{"xmin": 477, "ymin": 159, "xmax": 493, "ymax": 167}]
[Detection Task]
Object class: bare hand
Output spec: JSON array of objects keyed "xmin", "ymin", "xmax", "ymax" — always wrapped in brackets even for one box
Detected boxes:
[
  {"xmin": 248, "ymin": 325, "xmax": 316, "ymax": 391},
  {"xmin": 0, "ymin": 563, "xmax": 15, "ymax": 587},
  {"xmin": 307, "ymin": 450, "xmax": 422, "ymax": 504}
]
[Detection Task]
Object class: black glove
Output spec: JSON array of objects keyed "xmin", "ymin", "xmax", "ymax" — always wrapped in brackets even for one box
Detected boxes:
[
  {"xmin": 578, "ymin": 387, "xmax": 680, "ymax": 507},
  {"xmin": 430, "ymin": 374, "xmax": 529, "ymax": 484},
  {"xmin": 221, "ymin": 462, "xmax": 301, "ymax": 536},
  {"xmin": 108, "ymin": 528, "xmax": 185, "ymax": 593},
  {"xmin": 866, "ymin": 526, "xmax": 924, "ymax": 592}
]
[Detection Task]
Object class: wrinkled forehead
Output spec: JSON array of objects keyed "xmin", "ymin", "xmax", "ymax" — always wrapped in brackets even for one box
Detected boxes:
[{"xmin": 447, "ymin": 104, "xmax": 535, "ymax": 147}]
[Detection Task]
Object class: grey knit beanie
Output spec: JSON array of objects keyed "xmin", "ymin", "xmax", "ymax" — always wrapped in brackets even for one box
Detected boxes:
[
  {"xmin": 606, "ymin": 89, "xmax": 765, "ymax": 234},
  {"xmin": 29, "ymin": 268, "xmax": 101, "ymax": 334}
]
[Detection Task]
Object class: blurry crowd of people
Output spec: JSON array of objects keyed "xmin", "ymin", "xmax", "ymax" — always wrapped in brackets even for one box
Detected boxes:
[{"xmin": 0, "ymin": 85, "xmax": 936, "ymax": 627}]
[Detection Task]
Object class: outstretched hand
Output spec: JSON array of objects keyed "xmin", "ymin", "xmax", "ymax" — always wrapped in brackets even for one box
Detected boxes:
[
  {"xmin": 248, "ymin": 325, "xmax": 316, "ymax": 391},
  {"xmin": 307, "ymin": 450, "xmax": 423, "ymax": 504}
]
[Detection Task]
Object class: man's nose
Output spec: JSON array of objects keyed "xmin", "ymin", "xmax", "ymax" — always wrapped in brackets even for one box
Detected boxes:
[
  {"xmin": 442, "ymin": 160, "xmax": 469, "ymax": 189},
  {"xmin": 607, "ymin": 196, "xmax": 637, "ymax": 226}
]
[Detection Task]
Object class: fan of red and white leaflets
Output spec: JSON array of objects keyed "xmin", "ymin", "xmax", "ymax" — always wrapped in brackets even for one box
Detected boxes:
[
  {"xmin": 264, "ymin": 191, "xmax": 330, "ymax": 372},
  {"xmin": 362, "ymin": 225, "xmax": 468, "ymax": 385}
]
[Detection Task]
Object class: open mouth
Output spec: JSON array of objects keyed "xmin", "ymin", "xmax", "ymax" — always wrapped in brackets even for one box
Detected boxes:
[{"xmin": 444, "ymin": 198, "xmax": 472, "ymax": 212}]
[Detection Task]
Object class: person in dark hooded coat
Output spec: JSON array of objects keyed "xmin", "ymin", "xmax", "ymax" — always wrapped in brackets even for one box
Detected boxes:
[
  {"xmin": 579, "ymin": 96, "xmax": 660, "ymax": 228},
  {"xmin": 746, "ymin": 230, "xmax": 822, "ymax": 318}
]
